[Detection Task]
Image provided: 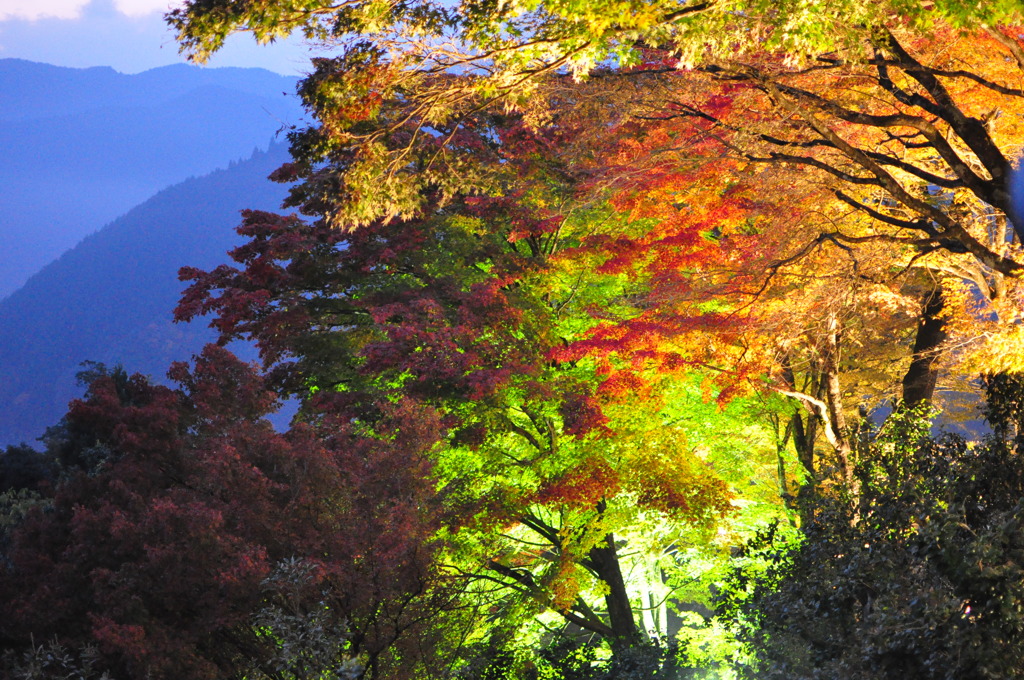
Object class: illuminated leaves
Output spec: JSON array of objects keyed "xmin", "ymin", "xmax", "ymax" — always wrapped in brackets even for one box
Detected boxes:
[{"xmin": 173, "ymin": 111, "xmax": 747, "ymax": 659}]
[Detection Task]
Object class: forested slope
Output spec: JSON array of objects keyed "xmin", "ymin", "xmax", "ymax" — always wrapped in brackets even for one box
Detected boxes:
[
  {"xmin": 0, "ymin": 144, "xmax": 291, "ymax": 446},
  {"xmin": 0, "ymin": 59, "xmax": 303, "ymax": 298}
]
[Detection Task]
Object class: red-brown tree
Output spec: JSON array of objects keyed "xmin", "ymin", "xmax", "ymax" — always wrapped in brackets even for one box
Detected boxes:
[{"xmin": 0, "ymin": 346, "xmax": 449, "ymax": 680}]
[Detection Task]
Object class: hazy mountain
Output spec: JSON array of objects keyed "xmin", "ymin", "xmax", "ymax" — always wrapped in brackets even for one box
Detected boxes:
[
  {"xmin": 0, "ymin": 59, "xmax": 305, "ymax": 298},
  {"xmin": 0, "ymin": 60, "xmax": 302, "ymax": 123},
  {"xmin": 0, "ymin": 144, "xmax": 293, "ymax": 447}
]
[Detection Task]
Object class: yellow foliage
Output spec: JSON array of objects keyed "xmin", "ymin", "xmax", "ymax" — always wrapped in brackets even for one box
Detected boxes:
[{"xmin": 957, "ymin": 324, "xmax": 1024, "ymax": 374}]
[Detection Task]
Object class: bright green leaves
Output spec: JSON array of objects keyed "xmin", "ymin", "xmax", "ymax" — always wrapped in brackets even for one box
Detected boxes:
[
  {"xmin": 171, "ymin": 0, "xmax": 1024, "ymax": 74},
  {"xmin": 170, "ymin": 0, "xmax": 333, "ymax": 63},
  {"xmin": 171, "ymin": 0, "xmax": 453, "ymax": 63}
]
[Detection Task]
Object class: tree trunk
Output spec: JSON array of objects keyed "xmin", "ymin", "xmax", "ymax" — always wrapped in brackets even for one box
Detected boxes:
[
  {"xmin": 791, "ymin": 410, "xmax": 815, "ymax": 479},
  {"xmin": 822, "ymin": 312, "xmax": 854, "ymax": 489},
  {"xmin": 902, "ymin": 289, "xmax": 947, "ymax": 408},
  {"xmin": 782, "ymin": 358, "xmax": 817, "ymax": 482},
  {"xmin": 588, "ymin": 532, "xmax": 641, "ymax": 650}
]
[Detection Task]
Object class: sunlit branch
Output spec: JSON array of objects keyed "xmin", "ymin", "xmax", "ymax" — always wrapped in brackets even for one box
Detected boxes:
[
  {"xmin": 761, "ymin": 80, "xmax": 1021, "ymax": 274},
  {"xmin": 878, "ymin": 28, "xmax": 1012, "ymax": 202},
  {"xmin": 768, "ymin": 80, "xmax": 992, "ymax": 200},
  {"xmin": 520, "ymin": 512, "xmax": 562, "ymax": 548},
  {"xmin": 832, "ymin": 190, "xmax": 935, "ymax": 232},
  {"xmin": 774, "ymin": 388, "xmax": 842, "ymax": 452},
  {"xmin": 872, "ymin": 59, "xmax": 1024, "ymax": 98},
  {"xmin": 484, "ymin": 560, "xmax": 616, "ymax": 637}
]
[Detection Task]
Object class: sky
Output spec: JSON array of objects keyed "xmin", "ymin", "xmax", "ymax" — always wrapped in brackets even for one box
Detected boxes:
[{"xmin": 0, "ymin": 0, "xmax": 314, "ymax": 74}]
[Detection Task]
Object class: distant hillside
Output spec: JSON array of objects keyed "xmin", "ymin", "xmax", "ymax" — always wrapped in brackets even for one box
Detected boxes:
[
  {"xmin": 0, "ymin": 145, "xmax": 293, "ymax": 447},
  {"xmin": 0, "ymin": 60, "xmax": 302, "ymax": 123},
  {"xmin": 0, "ymin": 59, "xmax": 305, "ymax": 298}
]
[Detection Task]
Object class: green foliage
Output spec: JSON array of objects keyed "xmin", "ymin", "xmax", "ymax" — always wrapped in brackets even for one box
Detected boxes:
[
  {"xmin": 457, "ymin": 635, "xmax": 694, "ymax": 680},
  {"xmin": 171, "ymin": 0, "xmax": 1024, "ymax": 70},
  {"xmin": 719, "ymin": 386, "xmax": 1024, "ymax": 680},
  {"xmin": 248, "ymin": 558, "xmax": 364, "ymax": 680},
  {"xmin": 1, "ymin": 639, "xmax": 113, "ymax": 680}
]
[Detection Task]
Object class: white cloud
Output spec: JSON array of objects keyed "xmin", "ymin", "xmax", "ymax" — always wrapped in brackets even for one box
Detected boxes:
[
  {"xmin": 0, "ymin": 0, "xmax": 183, "ymax": 21},
  {"xmin": 0, "ymin": 0, "xmax": 310, "ymax": 74},
  {"xmin": 0, "ymin": 0, "xmax": 90, "ymax": 20},
  {"xmin": 113, "ymin": 0, "xmax": 181, "ymax": 17}
]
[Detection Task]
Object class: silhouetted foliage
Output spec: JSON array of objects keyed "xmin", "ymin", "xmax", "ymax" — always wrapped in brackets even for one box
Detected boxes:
[
  {"xmin": 0, "ymin": 444, "xmax": 55, "ymax": 494},
  {"xmin": 721, "ymin": 381, "xmax": 1024, "ymax": 679},
  {"xmin": 981, "ymin": 372, "xmax": 1024, "ymax": 442}
]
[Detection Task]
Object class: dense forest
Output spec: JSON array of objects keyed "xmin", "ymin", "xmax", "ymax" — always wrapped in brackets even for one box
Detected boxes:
[{"xmin": 4, "ymin": 1, "xmax": 1024, "ymax": 678}]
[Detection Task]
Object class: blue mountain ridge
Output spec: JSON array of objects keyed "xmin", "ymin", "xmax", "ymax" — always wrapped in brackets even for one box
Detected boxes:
[
  {"xmin": 0, "ymin": 59, "xmax": 306, "ymax": 298},
  {"xmin": 0, "ymin": 59, "xmax": 303, "ymax": 123},
  {"xmin": 0, "ymin": 144, "xmax": 294, "ymax": 447}
]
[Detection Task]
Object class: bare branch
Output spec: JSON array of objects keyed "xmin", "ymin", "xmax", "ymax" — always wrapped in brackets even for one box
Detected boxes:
[{"xmin": 774, "ymin": 388, "xmax": 842, "ymax": 452}]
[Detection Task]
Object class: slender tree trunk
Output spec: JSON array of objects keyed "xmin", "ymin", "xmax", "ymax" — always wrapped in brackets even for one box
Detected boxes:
[
  {"xmin": 776, "ymin": 428, "xmax": 790, "ymax": 499},
  {"xmin": 902, "ymin": 289, "xmax": 947, "ymax": 408},
  {"xmin": 782, "ymin": 358, "xmax": 816, "ymax": 482},
  {"xmin": 588, "ymin": 532, "xmax": 641, "ymax": 650},
  {"xmin": 781, "ymin": 356, "xmax": 818, "ymax": 523},
  {"xmin": 790, "ymin": 409, "xmax": 820, "ymax": 526},
  {"xmin": 791, "ymin": 410, "xmax": 815, "ymax": 479},
  {"xmin": 822, "ymin": 312, "xmax": 854, "ymax": 490}
]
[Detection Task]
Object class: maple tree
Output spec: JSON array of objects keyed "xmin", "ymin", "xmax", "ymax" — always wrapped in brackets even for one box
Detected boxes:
[
  {"xmin": 505, "ymin": 21, "xmax": 1024, "ymax": 502},
  {"xmin": 166, "ymin": 0, "xmax": 1024, "ymax": 498},
  {"xmin": 609, "ymin": 25, "xmax": 1024, "ymax": 364},
  {"xmin": 151, "ymin": 0, "xmax": 1024, "ymax": 674},
  {"xmin": 174, "ymin": 114, "xmax": 766, "ymax": 669},
  {"xmin": 0, "ymin": 346, "xmax": 450, "ymax": 680}
]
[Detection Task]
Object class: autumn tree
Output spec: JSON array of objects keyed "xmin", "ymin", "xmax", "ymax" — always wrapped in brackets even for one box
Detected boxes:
[
  {"xmin": 501, "ymin": 23, "xmax": 1024, "ymax": 501},
  {"xmin": 174, "ymin": 112, "xmax": 765, "ymax": 670},
  {"xmin": 166, "ymin": 0, "xmax": 1024, "ymax": 499},
  {"xmin": 541, "ymin": 127, "xmax": 892, "ymax": 495},
  {"xmin": 161, "ymin": 0, "xmax": 1024, "ymax": 669},
  {"xmin": 0, "ymin": 346, "xmax": 450, "ymax": 680},
  {"xmin": 588, "ymin": 26, "xmax": 1024, "ymax": 389}
]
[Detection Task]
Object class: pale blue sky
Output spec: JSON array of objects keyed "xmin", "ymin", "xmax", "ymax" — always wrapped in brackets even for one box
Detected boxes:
[{"xmin": 0, "ymin": 0, "xmax": 314, "ymax": 74}]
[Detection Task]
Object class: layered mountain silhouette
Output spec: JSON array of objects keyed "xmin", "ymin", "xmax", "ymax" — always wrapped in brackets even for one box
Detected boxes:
[
  {"xmin": 0, "ymin": 144, "xmax": 293, "ymax": 447},
  {"xmin": 0, "ymin": 59, "xmax": 305, "ymax": 298}
]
